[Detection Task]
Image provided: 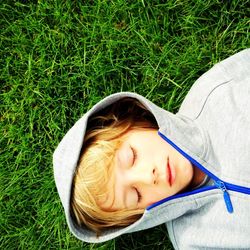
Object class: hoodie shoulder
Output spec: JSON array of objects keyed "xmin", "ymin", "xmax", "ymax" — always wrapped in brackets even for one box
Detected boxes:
[{"xmin": 178, "ymin": 49, "xmax": 250, "ymax": 119}]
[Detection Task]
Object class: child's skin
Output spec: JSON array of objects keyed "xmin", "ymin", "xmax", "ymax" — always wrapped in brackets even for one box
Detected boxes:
[{"xmin": 100, "ymin": 128, "xmax": 205, "ymax": 211}]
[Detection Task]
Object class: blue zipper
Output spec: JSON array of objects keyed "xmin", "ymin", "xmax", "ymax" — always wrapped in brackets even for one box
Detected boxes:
[
  {"xmin": 147, "ymin": 185, "xmax": 217, "ymax": 210},
  {"xmin": 147, "ymin": 131, "xmax": 250, "ymax": 213}
]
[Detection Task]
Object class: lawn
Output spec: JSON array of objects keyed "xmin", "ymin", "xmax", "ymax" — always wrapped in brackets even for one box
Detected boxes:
[{"xmin": 0, "ymin": 0, "xmax": 249, "ymax": 249}]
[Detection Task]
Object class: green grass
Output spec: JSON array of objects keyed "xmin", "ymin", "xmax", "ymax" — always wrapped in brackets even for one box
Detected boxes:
[{"xmin": 0, "ymin": 0, "xmax": 249, "ymax": 249}]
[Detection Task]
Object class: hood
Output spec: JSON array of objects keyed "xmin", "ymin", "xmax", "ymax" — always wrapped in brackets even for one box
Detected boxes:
[{"xmin": 53, "ymin": 92, "xmax": 206, "ymax": 243}]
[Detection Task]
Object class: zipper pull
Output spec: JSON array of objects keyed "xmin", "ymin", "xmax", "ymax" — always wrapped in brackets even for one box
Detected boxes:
[{"xmin": 215, "ymin": 181, "xmax": 234, "ymax": 213}]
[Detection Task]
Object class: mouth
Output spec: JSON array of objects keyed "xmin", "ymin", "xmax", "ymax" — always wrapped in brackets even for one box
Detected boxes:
[{"xmin": 167, "ymin": 157, "xmax": 175, "ymax": 186}]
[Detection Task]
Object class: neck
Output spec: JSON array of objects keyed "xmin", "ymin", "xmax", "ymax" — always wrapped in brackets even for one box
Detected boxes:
[{"xmin": 190, "ymin": 165, "xmax": 206, "ymax": 189}]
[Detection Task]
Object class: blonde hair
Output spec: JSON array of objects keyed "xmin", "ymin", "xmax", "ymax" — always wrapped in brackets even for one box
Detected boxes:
[{"xmin": 70, "ymin": 98, "xmax": 158, "ymax": 235}]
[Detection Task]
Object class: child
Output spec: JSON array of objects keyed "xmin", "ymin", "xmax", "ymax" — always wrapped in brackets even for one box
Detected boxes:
[{"xmin": 53, "ymin": 49, "xmax": 250, "ymax": 249}]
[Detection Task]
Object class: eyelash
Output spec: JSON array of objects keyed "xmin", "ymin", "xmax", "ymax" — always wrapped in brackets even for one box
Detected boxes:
[
  {"xmin": 131, "ymin": 146, "xmax": 141, "ymax": 202},
  {"xmin": 135, "ymin": 187, "xmax": 142, "ymax": 203},
  {"xmin": 131, "ymin": 146, "xmax": 138, "ymax": 165}
]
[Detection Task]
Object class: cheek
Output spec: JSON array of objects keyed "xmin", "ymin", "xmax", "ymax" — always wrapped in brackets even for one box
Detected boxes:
[
  {"xmin": 178, "ymin": 158, "xmax": 194, "ymax": 186},
  {"xmin": 144, "ymin": 187, "xmax": 168, "ymax": 204}
]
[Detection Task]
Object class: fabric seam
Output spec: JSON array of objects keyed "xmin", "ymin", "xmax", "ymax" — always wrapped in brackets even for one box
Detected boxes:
[{"xmin": 194, "ymin": 79, "xmax": 232, "ymax": 120}]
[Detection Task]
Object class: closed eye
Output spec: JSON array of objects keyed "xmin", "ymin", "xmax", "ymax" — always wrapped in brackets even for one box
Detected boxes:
[
  {"xmin": 134, "ymin": 187, "xmax": 142, "ymax": 203},
  {"xmin": 131, "ymin": 146, "xmax": 138, "ymax": 165}
]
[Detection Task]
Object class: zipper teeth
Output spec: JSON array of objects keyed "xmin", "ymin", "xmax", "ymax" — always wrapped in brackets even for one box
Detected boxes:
[{"xmin": 226, "ymin": 182, "xmax": 250, "ymax": 194}]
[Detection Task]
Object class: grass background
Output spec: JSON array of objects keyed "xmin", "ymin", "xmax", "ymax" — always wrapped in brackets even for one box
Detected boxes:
[{"xmin": 1, "ymin": 0, "xmax": 249, "ymax": 249}]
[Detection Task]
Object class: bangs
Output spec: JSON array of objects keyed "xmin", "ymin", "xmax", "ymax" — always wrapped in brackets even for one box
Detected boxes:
[{"xmin": 81, "ymin": 138, "xmax": 121, "ymax": 208}]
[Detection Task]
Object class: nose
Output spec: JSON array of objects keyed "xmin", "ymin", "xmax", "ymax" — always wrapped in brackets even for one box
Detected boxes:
[{"xmin": 128, "ymin": 165, "xmax": 158, "ymax": 186}]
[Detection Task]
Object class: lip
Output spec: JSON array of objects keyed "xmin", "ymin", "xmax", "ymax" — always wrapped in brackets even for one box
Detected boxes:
[{"xmin": 167, "ymin": 157, "xmax": 175, "ymax": 186}]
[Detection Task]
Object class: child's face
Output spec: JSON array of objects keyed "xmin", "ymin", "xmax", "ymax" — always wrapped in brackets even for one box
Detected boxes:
[{"xmin": 100, "ymin": 129, "xmax": 194, "ymax": 211}]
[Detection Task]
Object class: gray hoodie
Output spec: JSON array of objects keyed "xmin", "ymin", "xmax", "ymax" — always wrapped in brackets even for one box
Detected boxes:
[{"xmin": 53, "ymin": 49, "xmax": 250, "ymax": 249}]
